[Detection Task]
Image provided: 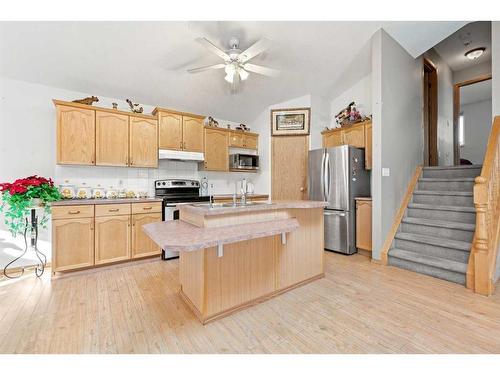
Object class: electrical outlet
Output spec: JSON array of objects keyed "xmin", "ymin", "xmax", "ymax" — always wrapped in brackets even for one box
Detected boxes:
[{"xmin": 382, "ymin": 168, "xmax": 390, "ymax": 177}]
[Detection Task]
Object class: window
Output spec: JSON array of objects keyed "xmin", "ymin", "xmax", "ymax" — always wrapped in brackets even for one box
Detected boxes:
[{"xmin": 458, "ymin": 113, "xmax": 465, "ymax": 147}]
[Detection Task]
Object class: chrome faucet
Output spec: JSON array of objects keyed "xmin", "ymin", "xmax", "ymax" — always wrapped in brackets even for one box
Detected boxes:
[
  {"xmin": 240, "ymin": 178, "xmax": 247, "ymax": 206},
  {"xmin": 209, "ymin": 195, "xmax": 214, "ymax": 208}
]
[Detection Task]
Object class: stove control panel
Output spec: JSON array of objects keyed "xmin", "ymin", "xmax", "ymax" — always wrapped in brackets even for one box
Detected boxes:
[{"xmin": 155, "ymin": 179, "xmax": 200, "ymax": 189}]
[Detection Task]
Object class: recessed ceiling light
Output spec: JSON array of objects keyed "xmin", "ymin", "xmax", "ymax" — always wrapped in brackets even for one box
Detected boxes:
[{"xmin": 465, "ymin": 47, "xmax": 486, "ymax": 60}]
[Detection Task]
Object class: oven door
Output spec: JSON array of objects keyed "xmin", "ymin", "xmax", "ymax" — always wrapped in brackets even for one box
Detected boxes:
[{"xmin": 162, "ymin": 204, "xmax": 180, "ymax": 260}]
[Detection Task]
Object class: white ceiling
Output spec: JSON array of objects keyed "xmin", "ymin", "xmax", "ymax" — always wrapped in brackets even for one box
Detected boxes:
[
  {"xmin": 0, "ymin": 21, "xmax": 465, "ymax": 122},
  {"xmin": 460, "ymin": 79, "xmax": 492, "ymax": 105},
  {"xmin": 433, "ymin": 21, "xmax": 491, "ymax": 72}
]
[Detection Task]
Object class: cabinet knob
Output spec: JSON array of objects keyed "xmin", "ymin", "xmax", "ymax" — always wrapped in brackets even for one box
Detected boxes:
[{"xmin": 300, "ymin": 187, "xmax": 306, "ymax": 192}]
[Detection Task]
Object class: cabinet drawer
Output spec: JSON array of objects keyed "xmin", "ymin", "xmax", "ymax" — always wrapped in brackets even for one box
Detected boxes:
[
  {"xmin": 51, "ymin": 205, "xmax": 94, "ymax": 219},
  {"xmin": 131, "ymin": 202, "xmax": 162, "ymax": 214},
  {"xmin": 95, "ymin": 203, "xmax": 132, "ymax": 217}
]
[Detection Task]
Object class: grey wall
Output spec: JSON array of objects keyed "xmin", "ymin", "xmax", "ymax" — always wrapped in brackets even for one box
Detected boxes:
[
  {"xmin": 493, "ymin": 22, "xmax": 500, "ymax": 116},
  {"xmin": 424, "ymin": 49, "xmax": 454, "ymax": 166},
  {"xmin": 371, "ymin": 29, "xmax": 423, "ymax": 260},
  {"xmin": 460, "ymin": 99, "xmax": 492, "ymax": 164}
]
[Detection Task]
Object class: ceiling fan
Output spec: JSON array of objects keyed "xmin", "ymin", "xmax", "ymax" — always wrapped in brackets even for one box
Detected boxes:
[{"xmin": 188, "ymin": 36, "xmax": 279, "ymax": 92}]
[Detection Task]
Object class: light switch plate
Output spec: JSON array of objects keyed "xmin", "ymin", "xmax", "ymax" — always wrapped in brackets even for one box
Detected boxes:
[{"xmin": 382, "ymin": 168, "xmax": 390, "ymax": 177}]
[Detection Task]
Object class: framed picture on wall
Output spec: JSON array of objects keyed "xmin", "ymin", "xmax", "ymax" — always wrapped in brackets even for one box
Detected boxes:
[{"xmin": 271, "ymin": 107, "xmax": 311, "ymax": 136}]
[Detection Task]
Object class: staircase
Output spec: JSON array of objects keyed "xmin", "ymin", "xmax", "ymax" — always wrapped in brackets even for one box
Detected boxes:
[{"xmin": 388, "ymin": 165, "xmax": 482, "ymax": 285}]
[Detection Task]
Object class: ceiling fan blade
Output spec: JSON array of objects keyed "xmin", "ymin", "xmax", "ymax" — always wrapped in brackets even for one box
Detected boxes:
[
  {"xmin": 187, "ymin": 63, "xmax": 226, "ymax": 73},
  {"xmin": 238, "ymin": 37, "xmax": 272, "ymax": 63},
  {"xmin": 243, "ymin": 63, "xmax": 280, "ymax": 77},
  {"xmin": 195, "ymin": 37, "xmax": 230, "ymax": 61}
]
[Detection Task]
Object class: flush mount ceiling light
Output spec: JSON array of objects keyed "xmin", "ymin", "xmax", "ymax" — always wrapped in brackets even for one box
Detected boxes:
[
  {"xmin": 188, "ymin": 36, "xmax": 279, "ymax": 93},
  {"xmin": 465, "ymin": 47, "xmax": 486, "ymax": 60}
]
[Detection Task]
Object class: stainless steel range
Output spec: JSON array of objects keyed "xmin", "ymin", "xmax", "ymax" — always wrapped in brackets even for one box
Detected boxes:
[{"xmin": 155, "ymin": 179, "xmax": 210, "ymax": 260}]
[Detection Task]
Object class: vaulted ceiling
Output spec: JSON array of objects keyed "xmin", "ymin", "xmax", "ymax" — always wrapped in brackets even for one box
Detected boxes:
[{"xmin": 0, "ymin": 21, "xmax": 466, "ymax": 122}]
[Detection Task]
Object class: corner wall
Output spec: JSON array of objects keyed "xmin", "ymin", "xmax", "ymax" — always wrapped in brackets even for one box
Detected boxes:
[
  {"xmin": 493, "ymin": 21, "xmax": 500, "ymax": 116},
  {"xmin": 371, "ymin": 29, "xmax": 424, "ymax": 260}
]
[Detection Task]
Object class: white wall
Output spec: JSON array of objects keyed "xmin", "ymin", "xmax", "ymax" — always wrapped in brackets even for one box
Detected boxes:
[
  {"xmin": 460, "ymin": 99, "xmax": 492, "ymax": 164},
  {"xmin": 493, "ymin": 22, "xmax": 500, "ymax": 116},
  {"xmin": 424, "ymin": 49, "xmax": 454, "ymax": 166},
  {"xmin": 371, "ymin": 29, "xmax": 423, "ymax": 260}
]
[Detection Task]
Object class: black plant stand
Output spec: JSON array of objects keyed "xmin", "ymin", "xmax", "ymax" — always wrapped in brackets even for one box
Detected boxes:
[{"xmin": 3, "ymin": 207, "xmax": 47, "ymax": 279}]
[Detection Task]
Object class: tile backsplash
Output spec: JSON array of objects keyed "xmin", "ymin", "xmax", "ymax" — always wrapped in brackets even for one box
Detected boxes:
[{"xmin": 55, "ymin": 161, "xmax": 259, "ymax": 197}]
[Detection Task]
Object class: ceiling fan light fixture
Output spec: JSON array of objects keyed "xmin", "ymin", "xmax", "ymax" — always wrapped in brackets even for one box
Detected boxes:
[
  {"xmin": 239, "ymin": 68, "xmax": 249, "ymax": 81},
  {"xmin": 465, "ymin": 47, "xmax": 486, "ymax": 60},
  {"xmin": 224, "ymin": 73, "xmax": 234, "ymax": 83}
]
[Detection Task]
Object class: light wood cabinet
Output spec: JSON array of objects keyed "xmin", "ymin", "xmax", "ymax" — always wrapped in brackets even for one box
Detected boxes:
[
  {"xmin": 203, "ymin": 127, "xmax": 229, "ymax": 171},
  {"xmin": 356, "ymin": 198, "xmax": 372, "ymax": 253},
  {"xmin": 183, "ymin": 116, "xmax": 204, "ymax": 152},
  {"xmin": 132, "ymin": 213, "xmax": 162, "ymax": 259},
  {"xmin": 229, "ymin": 132, "xmax": 245, "ymax": 148},
  {"xmin": 243, "ymin": 134, "xmax": 258, "ymax": 149},
  {"xmin": 96, "ymin": 111, "xmax": 129, "ymax": 166},
  {"xmin": 130, "ymin": 117, "xmax": 158, "ymax": 168},
  {"xmin": 95, "ymin": 215, "xmax": 131, "ymax": 265},
  {"xmin": 228, "ymin": 132, "xmax": 258, "ymax": 149},
  {"xmin": 322, "ymin": 120, "xmax": 372, "ymax": 169},
  {"xmin": 52, "ymin": 217, "xmax": 94, "ymax": 272},
  {"xmin": 365, "ymin": 121, "xmax": 372, "ymax": 170},
  {"xmin": 56, "ymin": 105, "xmax": 95, "ymax": 165},
  {"xmin": 158, "ymin": 112, "xmax": 183, "ymax": 150}
]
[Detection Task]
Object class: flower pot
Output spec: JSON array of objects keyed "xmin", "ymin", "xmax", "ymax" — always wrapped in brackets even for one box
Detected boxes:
[{"xmin": 29, "ymin": 198, "xmax": 44, "ymax": 208}]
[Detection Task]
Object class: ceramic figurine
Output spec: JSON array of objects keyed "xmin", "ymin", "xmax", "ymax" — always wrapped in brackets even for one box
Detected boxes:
[
  {"xmin": 126, "ymin": 99, "xmax": 143, "ymax": 114},
  {"xmin": 112, "ymin": 102, "xmax": 118, "ymax": 110},
  {"xmin": 72, "ymin": 96, "xmax": 99, "ymax": 105}
]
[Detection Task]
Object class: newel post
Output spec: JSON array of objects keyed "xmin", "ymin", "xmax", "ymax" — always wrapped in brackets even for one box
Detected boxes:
[{"xmin": 473, "ymin": 176, "xmax": 491, "ymax": 295}]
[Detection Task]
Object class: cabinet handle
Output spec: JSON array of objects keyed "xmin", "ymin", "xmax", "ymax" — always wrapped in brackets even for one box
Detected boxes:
[
  {"xmin": 68, "ymin": 210, "xmax": 81, "ymax": 214},
  {"xmin": 183, "ymin": 141, "xmax": 186, "ymax": 149},
  {"xmin": 180, "ymin": 141, "xmax": 183, "ymax": 149},
  {"xmin": 142, "ymin": 207, "xmax": 152, "ymax": 210},
  {"xmin": 108, "ymin": 208, "xmax": 119, "ymax": 212}
]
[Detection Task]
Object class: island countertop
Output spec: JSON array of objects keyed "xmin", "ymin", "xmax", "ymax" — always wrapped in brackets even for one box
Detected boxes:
[{"xmin": 180, "ymin": 200, "xmax": 327, "ymax": 216}]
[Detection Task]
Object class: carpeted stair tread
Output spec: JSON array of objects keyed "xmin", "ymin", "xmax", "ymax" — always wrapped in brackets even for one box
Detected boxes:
[
  {"xmin": 407, "ymin": 203, "xmax": 476, "ymax": 213},
  {"xmin": 413, "ymin": 190, "xmax": 473, "ymax": 196},
  {"xmin": 389, "ymin": 249, "xmax": 468, "ymax": 274},
  {"xmin": 401, "ymin": 217, "xmax": 475, "ymax": 231},
  {"xmin": 419, "ymin": 177, "xmax": 476, "ymax": 182},
  {"xmin": 394, "ymin": 232, "xmax": 471, "ymax": 251},
  {"xmin": 422, "ymin": 165, "xmax": 482, "ymax": 170}
]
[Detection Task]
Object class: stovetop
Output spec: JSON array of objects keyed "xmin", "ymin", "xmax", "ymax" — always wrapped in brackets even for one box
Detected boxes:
[{"xmin": 155, "ymin": 179, "xmax": 210, "ymax": 204}]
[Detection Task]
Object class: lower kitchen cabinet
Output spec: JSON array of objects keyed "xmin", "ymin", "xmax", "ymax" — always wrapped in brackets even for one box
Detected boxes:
[
  {"xmin": 94, "ymin": 215, "xmax": 131, "ymax": 265},
  {"xmin": 52, "ymin": 217, "xmax": 95, "ymax": 272},
  {"xmin": 132, "ymin": 213, "xmax": 162, "ymax": 259},
  {"xmin": 355, "ymin": 198, "xmax": 372, "ymax": 255}
]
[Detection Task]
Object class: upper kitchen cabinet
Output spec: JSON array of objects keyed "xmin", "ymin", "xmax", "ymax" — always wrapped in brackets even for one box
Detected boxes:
[
  {"xmin": 203, "ymin": 127, "xmax": 229, "ymax": 171},
  {"xmin": 153, "ymin": 107, "xmax": 205, "ymax": 153},
  {"xmin": 129, "ymin": 117, "xmax": 158, "ymax": 168},
  {"xmin": 95, "ymin": 110, "xmax": 129, "ymax": 166},
  {"xmin": 56, "ymin": 104, "xmax": 95, "ymax": 165},
  {"xmin": 321, "ymin": 119, "xmax": 372, "ymax": 170},
  {"xmin": 53, "ymin": 100, "xmax": 158, "ymax": 168},
  {"xmin": 229, "ymin": 131, "xmax": 259, "ymax": 149}
]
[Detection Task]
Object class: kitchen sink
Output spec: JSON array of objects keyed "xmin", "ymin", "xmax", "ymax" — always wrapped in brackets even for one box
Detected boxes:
[{"xmin": 193, "ymin": 201, "xmax": 272, "ymax": 209}]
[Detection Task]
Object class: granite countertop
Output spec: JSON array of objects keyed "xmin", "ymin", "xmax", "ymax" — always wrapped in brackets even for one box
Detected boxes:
[
  {"xmin": 180, "ymin": 200, "xmax": 328, "ymax": 216},
  {"xmin": 213, "ymin": 193, "xmax": 269, "ymax": 200},
  {"xmin": 143, "ymin": 217, "xmax": 299, "ymax": 252},
  {"xmin": 50, "ymin": 197, "xmax": 163, "ymax": 206}
]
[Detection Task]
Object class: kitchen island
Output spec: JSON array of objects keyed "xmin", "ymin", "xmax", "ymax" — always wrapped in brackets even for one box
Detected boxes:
[{"xmin": 143, "ymin": 200, "xmax": 326, "ymax": 324}]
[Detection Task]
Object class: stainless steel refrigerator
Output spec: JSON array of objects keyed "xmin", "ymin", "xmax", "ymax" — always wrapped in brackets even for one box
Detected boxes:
[{"xmin": 308, "ymin": 145, "xmax": 370, "ymax": 254}]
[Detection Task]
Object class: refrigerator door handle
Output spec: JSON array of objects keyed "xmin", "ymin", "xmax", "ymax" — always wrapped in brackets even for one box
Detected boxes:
[
  {"xmin": 320, "ymin": 151, "xmax": 326, "ymax": 201},
  {"xmin": 325, "ymin": 152, "xmax": 331, "ymax": 200},
  {"xmin": 324, "ymin": 211, "xmax": 346, "ymax": 217}
]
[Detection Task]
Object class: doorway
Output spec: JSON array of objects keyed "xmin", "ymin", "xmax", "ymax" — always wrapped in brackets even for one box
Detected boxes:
[
  {"xmin": 271, "ymin": 136, "xmax": 309, "ymax": 200},
  {"xmin": 453, "ymin": 75, "xmax": 492, "ymax": 165},
  {"xmin": 423, "ymin": 58, "xmax": 438, "ymax": 166}
]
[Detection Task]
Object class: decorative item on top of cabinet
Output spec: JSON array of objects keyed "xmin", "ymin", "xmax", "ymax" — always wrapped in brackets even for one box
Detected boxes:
[
  {"xmin": 203, "ymin": 127, "xmax": 229, "ymax": 171},
  {"xmin": 126, "ymin": 99, "xmax": 143, "ymax": 114},
  {"xmin": 355, "ymin": 197, "xmax": 372, "ymax": 257},
  {"xmin": 72, "ymin": 96, "xmax": 99, "ymax": 105}
]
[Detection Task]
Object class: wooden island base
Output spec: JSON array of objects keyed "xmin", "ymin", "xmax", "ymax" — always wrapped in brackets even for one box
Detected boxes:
[{"xmin": 177, "ymin": 207, "xmax": 325, "ymax": 324}]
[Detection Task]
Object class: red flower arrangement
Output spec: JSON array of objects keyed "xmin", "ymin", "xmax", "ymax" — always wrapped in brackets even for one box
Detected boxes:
[{"xmin": 0, "ymin": 175, "xmax": 60, "ymax": 235}]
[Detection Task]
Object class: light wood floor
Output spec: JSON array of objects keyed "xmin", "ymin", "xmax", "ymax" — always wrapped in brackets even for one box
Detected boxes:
[{"xmin": 1, "ymin": 252, "xmax": 500, "ymax": 354}]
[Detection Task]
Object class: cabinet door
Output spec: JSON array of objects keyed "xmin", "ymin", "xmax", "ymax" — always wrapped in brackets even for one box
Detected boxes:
[
  {"xmin": 182, "ymin": 116, "xmax": 204, "ymax": 152},
  {"xmin": 229, "ymin": 132, "xmax": 245, "ymax": 148},
  {"xmin": 95, "ymin": 215, "xmax": 131, "ymax": 265},
  {"xmin": 130, "ymin": 117, "xmax": 158, "ymax": 168},
  {"xmin": 204, "ymin": 128, "xmax": 229, "ymax": 171},
  {"xmin": 365, "ymin": 122, "xmax": 372, "ymax": 170},
  {"xmin": 323, "ymin": 131, "xmax": 343, "ymax": 148},
  {"xmin": 244, "ymin": 134, "xmax": 258, "ymax": 149},
  {"xmin": 158, "ymin": 112, "xmax": 183, "ymax": 150},
  {"xmin": 95, "ymin": 111, "xmax": 129, "ymax": 166},
  {"xmin": 132, "ymin": 213, "xmax": 162, "ymax": 259},
  {"xmin": 56, "ymin": 105, "xmax": 95, "ymax": 165},
  {"xmin": 52, "ymin": 218, "xmax": 94, "ymax": 272},
  {"xmin": 343, "ymin": 125, "xmax": 365, "ymax": 148},
  {"xmin": 356, "ymin": 200, "xmax": 372, "ymax": 251}
]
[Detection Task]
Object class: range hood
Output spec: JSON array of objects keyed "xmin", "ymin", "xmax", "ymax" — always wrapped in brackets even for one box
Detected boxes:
[{"xmin": 158, "ymin": 149, "xmax": 204, "ymax": 162}]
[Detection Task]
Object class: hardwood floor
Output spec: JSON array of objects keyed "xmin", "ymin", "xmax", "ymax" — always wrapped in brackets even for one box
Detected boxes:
[{"xmin": 1, "ymin": 252, "xmax": 500, "ymax": 353}]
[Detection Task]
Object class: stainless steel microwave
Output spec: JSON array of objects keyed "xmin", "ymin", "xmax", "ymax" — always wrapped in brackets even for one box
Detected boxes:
[{"xmin": 229, "ymin": 153, "xmax": 259, "ymax": 170}]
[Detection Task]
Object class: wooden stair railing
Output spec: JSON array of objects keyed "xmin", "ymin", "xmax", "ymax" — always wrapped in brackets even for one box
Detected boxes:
[{"xmin": 467, "ymin": 116, "xmax": 500, "ymax": 296}]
